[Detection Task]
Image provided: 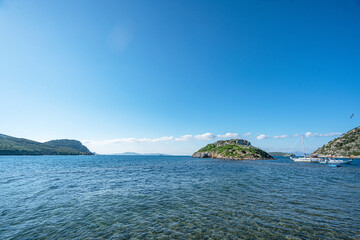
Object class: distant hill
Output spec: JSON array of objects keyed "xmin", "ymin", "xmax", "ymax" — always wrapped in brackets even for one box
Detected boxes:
[
  {"xmin": 192, "ymin": 139, "xmax": 273, "ymax": 160},
  {"xmin": 0, "ymin": 134, "xmax": 93, "ymax": 155},
  {"xmin": 116, "ymin": 152, "xmax": 140, "ymax": 155},
  {"xmin": 269, "ymin": 152, "xmax": 295, "ymax": 157},
  {"xmin": 313, "ymin": 126, "xmax": 360, "ymax": 158}
]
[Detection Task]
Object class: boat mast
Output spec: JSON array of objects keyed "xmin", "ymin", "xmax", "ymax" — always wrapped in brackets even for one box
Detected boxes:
[{"xmin": 301, "ymin": 134, "xmax": 305, "ymax": 157}]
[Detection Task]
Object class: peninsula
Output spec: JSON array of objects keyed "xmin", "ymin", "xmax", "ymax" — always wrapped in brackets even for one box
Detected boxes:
[
  {"xmin": 0, "ymin": 134, "xmax": 93, "ymax": 155},
  {"xmin": 192, "ymin": 139, "xmax": 273, "ymax": 160},
  {"xmin": 313, "ymin": 126, "xmax": 360, "ymax": 158}
]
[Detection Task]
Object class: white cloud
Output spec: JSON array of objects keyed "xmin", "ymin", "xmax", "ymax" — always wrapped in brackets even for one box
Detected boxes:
[
  {"xmin": 305, "ymin": 132, "xmax": 342, "ymax": 138},
  {"xmin": 85, "ymin": 136, "xmax": 174, "ymax": 145},
  {"xmin": 174, "ymin": 135, "xmax": 193, "ymax": 142},
  {"xmin": 273, "ymin": 134, "xmax": 299, "ymax": 139},
  {"xmin": 216, "ymin": 133, "xmax": 239, "ymax": 139},
  {"xmin": 175, "ymin": 132, "xmax": 240, "ymax": 141},
  {"xmin": 85, "ymin": 132, "xmax": 246, "ymax": 145},
  {"xmin": 273, "ymin": 135, "xmax": 289, "ymax": 139},
  {"xmin": 256, "ymin": 132, "xmax": 341, "ymax": 140},
  {"xmin": 195, "ymin": 133, "xmax": 216, "ymax": 140},
  {"xmin": 257, "ymin": 134, "xmax": 270, "ymax": 140},
  {"xmin": 305, "ymin": 132, "xmax": 316, "ymax": 137},
  {"xmin": 88, "ymin": 131, "xmax": 341, "ymax": 144},
  {"xmin": 175, "ymin": 133, "xmax": 216, "ymax": 142},
  {"xmin": 151, "ymin": 136, "xmax": 174, "ymax": 142},
  {"xmin": 321, "ymin": 132, "xmax": 342, "ymax": 137},
  {"xmin": 83, "ymin": 131, "xmax": 343, "ymax": 148}
]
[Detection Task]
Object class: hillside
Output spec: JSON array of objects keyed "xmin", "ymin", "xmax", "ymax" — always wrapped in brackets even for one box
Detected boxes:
[
  {"xmin": 45, "ymin": 139, "xmax": 92, "ymax": 154},
  {"xmin": 313, "ymin": 126, "xmax": 360, "ymax": 158},
  {"xmin": 0, "ymin": 134, "xmax": 93, "ymax": 155},
  {"xmin": 192, "ymin": 139, "xmax": 273, "ymax": 160}
]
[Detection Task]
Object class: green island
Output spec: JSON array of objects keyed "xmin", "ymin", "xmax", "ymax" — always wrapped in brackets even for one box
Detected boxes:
[
  {"xmin": 192, "ymin": 139, "xmax": 273, "ymax": 160},
  {"xmin": 0, "ymin": 134, "xmax": 93, "ymax": 155},
  {"xmin": 313, "ymin": 126, "xmax": 360, "ymax": 158}
]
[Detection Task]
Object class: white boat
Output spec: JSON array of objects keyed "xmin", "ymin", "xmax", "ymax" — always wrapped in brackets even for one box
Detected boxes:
[
  {"xmin": 321, "ymin": 158, "xmax": 353, "ymax": 165},
  {"xmin": 290, "ymin": 156, "xmax": 310, "ymax": 162},
  {"xmin": 290, "ymin": 134, "xmax": 320, "ymax": 162},
  {"xmin": 319, "ymin": 158, "xmax": 328, "ymax": 164},
  {"xmin": 290, "ymin": 156, "xmax": 320, "ymax": 162}
]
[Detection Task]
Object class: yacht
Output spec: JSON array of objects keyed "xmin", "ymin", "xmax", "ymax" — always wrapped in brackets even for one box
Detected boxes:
[
  {"xmin": 290, "ymin": 134, "xmax": 320, "ymax": 162},
  {"xmin": 320, "ymin": 158, "xmax": 353, "ymax": 165},
  {"xmin": 290, "ymin": 156, "xmax": 320, "ymax": 162}
]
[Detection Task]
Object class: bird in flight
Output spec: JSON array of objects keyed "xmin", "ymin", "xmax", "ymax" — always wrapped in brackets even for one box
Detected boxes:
[{"xmin": 350, "ymin": 113, "xmax": 354, "ymax": 119}]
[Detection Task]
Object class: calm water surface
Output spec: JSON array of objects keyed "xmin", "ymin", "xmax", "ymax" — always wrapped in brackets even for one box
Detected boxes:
[{"xmin": 0, "ymin": 155, "xmax": 359, "ymax": 239}]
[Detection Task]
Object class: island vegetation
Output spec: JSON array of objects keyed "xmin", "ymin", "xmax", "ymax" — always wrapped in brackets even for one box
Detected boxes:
[
  {"xmin": 0, "ymin": 134, "xmax": 93, "ymax": 155},
  {"xmin": 192, "ymin": 139, "xmax": 273, "ymax": 160},
  {"xmin": 313, "ymin": 126, "xmax": 360, "ymax": 158}
]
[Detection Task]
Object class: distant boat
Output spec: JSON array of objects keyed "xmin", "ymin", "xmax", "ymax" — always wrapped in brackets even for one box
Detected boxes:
[{"xmin": 290, "ymin": 134, "xmax": 320, "ymax": 162}]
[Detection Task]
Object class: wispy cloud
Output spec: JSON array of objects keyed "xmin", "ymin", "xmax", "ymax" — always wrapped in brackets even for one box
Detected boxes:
[
  {"xmin": 84, "ymin": 132, "xmax": 247, "ymax": 145},
  {"xmin": 171, "ymin": 132, "xmax": 242, "ymax": 142},
  {"xmin": 84, "ymin": 131, "xmax": 341, "ymax": 145},
  {"xmin": 273, "ymin": 134, "xmax": 299, "ymax": 139},
  {"xmin": 304, "ymin": 132, "xmax": 342, "ymax": 138},
  {"xmin": 256, "ymin": 132, "xmax": 341, "ymax": 140},
  {"xmin": 175, "ymin": 133, "xmax": 215, "ymax": 142},
  {"xmin": 84, "ymin": 136, "xmax": 174, "ymax": 145},
  {"xmin": 273, "ymin": 135, "xmax": 289, "ymax": 139},
  {"xmin": 216, "ymin": 132, "xmax": 240, "ymax": 139},
  {"xmin": 256, "ymin": 134, "xmax": 270, "ymax": 140}
]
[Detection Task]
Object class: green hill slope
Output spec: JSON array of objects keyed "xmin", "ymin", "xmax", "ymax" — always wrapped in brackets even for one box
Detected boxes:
[
  {"xmin": 44, "ymin": 139, "xmax": 92, "ymax": 154},
  {"xmin": 0, "ymin": 134, "xmax": 93, "ymax": 155},
  {"xmin": 192, "ymin": 139, "xmax": 273, "ymax": 160},
  {"xmin": 313, "ymin": 126, "xmax": 360, "ymax": 158}
]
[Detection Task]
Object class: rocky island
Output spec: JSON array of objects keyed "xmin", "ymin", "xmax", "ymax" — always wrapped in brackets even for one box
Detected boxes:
[
  {"xmin": 0, "ymin": 134, "xmax": 93, "ymax": 155},
  {"xmin": 313, "ymin": 126, "xmax": 360, "ymax": 158},
  {"xmin": 192, "ymin": 139, "xmax": 273, "ymax": 160}
]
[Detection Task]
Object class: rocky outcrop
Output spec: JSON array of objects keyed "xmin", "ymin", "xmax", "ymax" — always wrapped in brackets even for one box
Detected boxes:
[
  {"xmin": 192, "ymin": 152, "xmax": 211, "ymax": 158},
  {"xmin": 192, "ymin": 139, "xmax": 273, "ymax": 160},
  {"xmin": 313, "ymin": 126, "xmax": 360, "ymax": 158}
]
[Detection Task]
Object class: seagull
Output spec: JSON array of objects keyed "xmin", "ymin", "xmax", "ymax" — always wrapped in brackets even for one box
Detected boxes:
[{"xmin": 350, "ymin": 113, "xmax": 354, "ymax": 119}]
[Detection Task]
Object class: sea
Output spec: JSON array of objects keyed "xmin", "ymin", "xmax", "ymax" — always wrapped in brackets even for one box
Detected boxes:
[{"xmin": 0, "ymin": 155, "xmax": 359, "ymax": 239}]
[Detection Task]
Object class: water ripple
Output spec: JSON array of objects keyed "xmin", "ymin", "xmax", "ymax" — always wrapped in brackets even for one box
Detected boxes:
[{"xmin": 0, "ymin": 155, "xmax": 359, "ymax": 239}]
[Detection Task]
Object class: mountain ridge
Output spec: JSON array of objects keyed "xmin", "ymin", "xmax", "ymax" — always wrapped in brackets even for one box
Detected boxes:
[{"xmin": 0, "ymin": 134, "xmax": 93, "ymax": 155}]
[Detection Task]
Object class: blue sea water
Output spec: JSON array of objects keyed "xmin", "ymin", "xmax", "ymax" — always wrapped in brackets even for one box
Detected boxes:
[{"xmin": 0, "ymin": 155, "xmax": 359, "ymax": 239}]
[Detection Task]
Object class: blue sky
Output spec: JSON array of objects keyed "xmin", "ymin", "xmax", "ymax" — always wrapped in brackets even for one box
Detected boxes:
[{"xmin": 0, "ymin": 0, "xmax": 359, "ymax": 154}]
